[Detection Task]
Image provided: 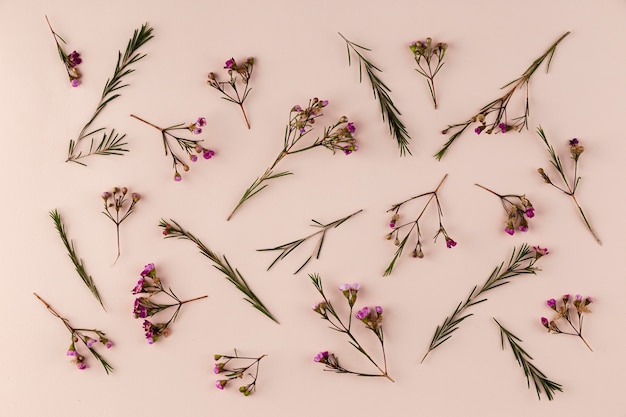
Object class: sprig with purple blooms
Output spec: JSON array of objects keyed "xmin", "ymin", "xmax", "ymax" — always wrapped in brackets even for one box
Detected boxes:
[
  {"xmin": 494, "ymin": 318, "xmax": 563, "ymax": 401},
  {"xmin": 536, "ymin": 127, "xmax": 601, "ymax": 245},
  {"xmin": 207, "ymin": 57, "xmax": 254, "ymax": 129},
  {"xmin": 258, "ymin": 209, "xmax": 363, "ymax": 274},
  {"xmin": 384, "ymin": 174, "xmax": 455, "ymax": 276},
  {"xmin": 310, "ymin": 273, "xmax": 393, "ymax": 382},
  {"xmin": 421, "ymin": 244, "xmax": 548, "ymax": 363},
  {"xmin": 159, "ymin": 219, "xmax": 279, "ymax": 323},
  {"xmin": 45, "ymin": 16, "xmax": 82, "ymax": 87},
  {"xmin": 340, "ymin": 33, "xmax": 411, "ymax": 156},
  {"xmin": 227, "ymin": 98, "xmax": 357, "ymax": 220},
  {"xmin": 409, "ymin": 38, "xmax": 447, "ymax": 109},
  {"xmin": 435, "ymin": 32, "xmax": 570, "ymax": 160},
  {"xmin": 50, "ymin": 209, "xmax": 105, "ymax": 309},
  {"xmin": 67, "ymin": 23, "xmax": 153, "ymax": 165},
  {"xmin": 475, "ymin": 184, "xmax": 535, "ymax": 235},
  {"xmin": 34, "ymin": 293, "xmax": 113, "ymax": 373},
  {"xmin": 214, "ymin": 350, "xmax": 266, "ymax": 396},
  {"xmin": 132, "ymin": 263, "xmax": 207, "ymax": 344},
  {"xmin": 101, "ymin": 187, "xmax": 140, "ymax": 263},
  {"xmin": 541, "ymin": 294, "xmax": 593, "ymax": 351},
  {"xmin": 130, "ymin": 114, "xmax": 214, "ymax": 181}
]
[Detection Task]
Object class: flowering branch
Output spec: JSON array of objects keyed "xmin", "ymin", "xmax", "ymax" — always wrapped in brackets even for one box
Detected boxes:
[
  {"xmin": 214, "ymin": 350, "xmax": 266, "ymax": 395},
  {"xmin": 541, "ymin": 294, "xmax": 593, "ymax": 351},
  {"xmin": 409, "ymin": 38, "xmax": 447, "ymax": 109},
  {"xmin": 101, "ymin": 187, "xmax": 140, "ymax": 263},
  {"xmin": 207, "ymin": 57, "xmax": 255, "ymax": 129},
  {"xmin": 45, "ymin": 16, "xmax": 82, "ymax": 87},
  {"xmin": 475, "ymin": 184, "xmax": 535, "ymax": 235}
]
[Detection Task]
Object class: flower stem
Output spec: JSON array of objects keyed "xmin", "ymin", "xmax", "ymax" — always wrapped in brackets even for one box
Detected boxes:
[
  {"xmin": 570, "ymin": 194, "xmax": 601, "ymax": 245},
  {"xmin": 130, "ymin": 114, "xmax": 163, "ymax": 131},
  {"xmin": 180, "ymin": 295, "xmax": 208, "ymax": 305},
  {"xmin": 239, "ymin": 104, "xmax": 251, "ymax": 129}
]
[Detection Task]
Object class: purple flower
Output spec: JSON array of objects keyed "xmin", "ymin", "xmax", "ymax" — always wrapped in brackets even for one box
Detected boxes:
[
  {"xmin": 293, "ymin": 105, "xmax": 302, "ymax": 112},
  {"xmin": 214, "ymin": 363, "xmax": 224, "ymax": 374},
  {"xmin": 320, "ymin": 100, "xmax": 329, "ymax": 107},
  {"xmin": 71, "ymin": 79, "xmax": 80, "ymax": 87},
  {"xmin": 532, "ymin": 246, "xmax": 549, "ymax": 256},
  {"xmin": 76, "ymin": 362, "xmax": 87, "ymax": 370},
  {"xmin": 342, "ymin": 145, "xmax": 357, "ymax": 155},
  {"xmin": 203, "ymin": 149, "xmax": 215, "ymax": 159},
  {"xmin": 174, "ymin": 173, "xmax": 182, "ymax": 182},
  {"xmin": 519, "ymin": 225, "xmax": 528, "ymax": 232},
  {"xmin": 132, "ymin": 278, "xmax": 145, "ymax": 294},
  {"xmin": 86, "ymin": 338, "xmax": 97, "ymax": 348},
  {"xmin": 569, "ymin": 138, "xmax": 579, "ymax": 146},
  {"xmin": 196, "ymin": 117, "xmax": 206, "ymax": 127},
  {"xmin": 505, "ymin": 226, "xmax": 515, "ymax": 235},
  {"xmin": 68, "ymin": 51, "xmax": 82, "ymax": 66},
  {"xmin": 562, "ymin": 294, "xmax": 570, "ymax": 303},
  {"xmin": 216, "ymin": 379, "xmax": 228, "ymax": 390},
  {"xmin": 355, "ymin": 306, "xmax": 371, "ymax": 321},
  {"xmin": 133, "ymin": 298, "xmax": 148, "ymax": 319},
  {"xmin": 141, "ymin": 263, "xmax": 155, "ymax": 278},
  {"xmin": 224, "ymin": 58, "xmax": 235, "ymax": 69},
  {"xmin": 445, "ymin": 237, "xmax": 457, "ymax": 248},
  {"xmin": 541, "ymin": 317, "xmax": 549, "ymax": 328},
  {"xmin": 193, "ymin": 127, "xmax": 202, "ymax": 135},
  {"xmin": 313, "ymin": 351, "xmax": 329, "ymax": 363},
  {"xmin": 498, "ymin": 123, "xmax": 507, "ymax": 133},
  {"xmin": 346, "ymin": 122, "xmax": 356, "ymax": 134},
  {"xmin": 474, "ymin": 126, "xmax": 484, "ymax": 135},
  {"xmin": 525, "ymin": 207, "xmax": 535, "ymax": 218},
  {"xmin": 105, "ymin": 340, "xmax": 113, "ymax": 349},
  {"xmin": 190, "ymin": 154, "xmax": 198, "ymax": 162},
  {"xmin": 67, "ymin": 348, "xmax": 77, "ymax": 357},
  {"xmin": 374, "ymin": 306, "xmax": 383, "ymax": 315},
  {"xmin": 547, "ymin": 298, "xmax": 557, "ymax": 310}
]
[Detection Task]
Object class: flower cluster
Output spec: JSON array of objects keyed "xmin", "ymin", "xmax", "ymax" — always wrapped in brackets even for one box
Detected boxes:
[
  {"xmin": 475, "ymin": 184, "xmax": 535, "ymax": 235},
  {"xmin": 384, "ymin": 174, "xmax": 455, "ymax": 276},
  {"xmin": 310, "ymin": 274, "xmax": 393, "ymax": 382},
  {"xmin": 207, "ymin": 57, "xmax": 255, "ymax": 129},
  {"xmin": 409, "ymin": 37, "xmax": 447, "ymax": 109},
  {"xmin": 101, "ymin": 187, "xmax": 140, "ymax": 262},
  {"xmin": 46, "ymin": 16, "xmax": 82, "ymax": 87},
  {"xmin": 131, "ymin": 263, "xmax": 207, "ymax": 344},
  {"xmin": 213, "ymin": 351, "xmax": 266, "ymax": 396},
  {"xmin": 541, "ymin": 293, "xmax": 593, "ymax": 351},
  {"xmin": 131, "ymin": 115, "xmax": 214, "ymax": 181}
]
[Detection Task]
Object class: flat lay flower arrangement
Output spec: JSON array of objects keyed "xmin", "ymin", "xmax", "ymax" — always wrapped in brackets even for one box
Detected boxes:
[{"xmin": 19, "ymin": 4, "xmax": 620, "ymax": 415}]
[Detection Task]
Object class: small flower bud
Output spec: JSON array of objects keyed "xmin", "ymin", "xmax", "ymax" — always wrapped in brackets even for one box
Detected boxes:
[
  {"xmin": 121, "ymin": 187, "xmax": 128, "ymax": 195},
  {"xmin": 131, "ymin": 193, "xmax": 141, "ymax": 202},
  {"xmin": 385, "ymin": 233, "xmax": 392, "ymax": 240},
  {"xmin": 394, "ymin": 238, "xmax": 400, "ymax": 246}
]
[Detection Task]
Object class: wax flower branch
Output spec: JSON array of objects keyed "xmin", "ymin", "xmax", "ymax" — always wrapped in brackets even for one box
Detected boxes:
[
  {"xmin": 494, "ymin": 319, "xmax": 562, "ymax": 401},
  {"xmin": 34, "ymin": 293, "xmax": 113, "ymax": 373},
  {"xmin": 384, "ymin": 174, "xmax": 455, "ymax": 276},
  {"xmin": 435, "ymin": 31, "xmax": 570, "ymax": 160},
  {"xmin": 132, "ymin": 263, "xmax": 207, "ymax": 344},
  {"xmin": 131, "ymin": 114, "xmax": 214, "ymax": 181},
  {"xmin": 541, "ymin": 294, "xmax": 593, "ymax": 351},
  {"xmin": 409, "ymin": 37, "xmax": 447, "ymax": 109},
  {"xmin": 45, "ymin": 16, "xmax": 82, "ymax": 87},
  {"xmin": 536, "ymin": 127, "xmax": 601, "ymax": 245},
  {"xmin": 214, "ymin": 350, "xmax": 266, "ymax": 396},
  {"xmin": 421, "ymin": 244, "xmax": 548, "ymax": 363},
  {"xmin": 207, "ymin": 57, "xmax": 255, "ymax": 129},
  {"xmin": 475, "ymin": 184, "xmax": 535, "ymax": 235},
  {"xmin": 310, "ymin": 274, "xmax": 393, "ymax": 382},
  {"xmin": 101, "ymin": 187, "xmax": 140, "ymax": 263},
  {"xmin": 258, "ymin": 209, "xmax": 362, "ymax": 274},
  {"xmin": 227, "ymin": 98, "xmax": 357, "ymax": 220},
  {"xmin": 67, "ymin": 23, "xmax": 153, "ymax": 165}
]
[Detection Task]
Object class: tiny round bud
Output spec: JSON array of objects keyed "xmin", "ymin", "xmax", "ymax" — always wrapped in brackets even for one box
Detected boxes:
[
  {"xmin": 394, "ymin": 238, "xmax": 400, "ymax": 246},
  {"xmin": 385, "ymin": 233, "xmax": 392, "ymax": 240},
  {"xmin": 121, "ymin": 187, "xmax": 128, "ymax": 194}
]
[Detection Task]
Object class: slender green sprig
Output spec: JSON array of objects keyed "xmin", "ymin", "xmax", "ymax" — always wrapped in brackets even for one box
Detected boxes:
[
  {"xmin": 101, "ymin": 187, "xmax": 141, "ymax": 263},
  {"xmin": 536, "ymin": 127, "xmax": 601, "ymax": 245},
  {"xmin": 339, "ymin": 33, "xmax": 411, "ymax": 156},
  {"xmin": 45, "ymin": 15, "xmax": 82, "ymax": 87},
  {"xmin": 49, "ymin": 209, "xmax": 105, "ymax": 310},
  {"xmin": 214, "ymin": 350, "xmax": 266, "ymax": 395},
  {"xmin": 494, "ymin": 318, "xmax": 562, "ymax": 400},
  {"xmin": 34, "ymin": 293, "xmax": 113, "ymax": 374},
  {"xmin": 258, "ymin": 209, "xmax": 363, "ymax": 274},
  {"xmin": 159, "ymin": 219, "xmax": 279, "ymax": 323},
  {"xmin": 66, "ymin": 23, "xmax": 154, "ymax": 164},
  {"xmin": 435, "ymin": 31, "xmax": 570, "ymax": 160},
  {"xmin": 207, "ymin": 57, "xmax": 255, "ymax": 129},
  {"xmin": 421, "ymin": 244, "xmax": 547, "ymax": 363}
]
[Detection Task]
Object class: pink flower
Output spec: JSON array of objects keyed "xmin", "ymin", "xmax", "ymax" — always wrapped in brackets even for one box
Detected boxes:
[
  {"xmin": 445, "ymin": 237, "xmax": 457, "ymax": 248},
  {"xmin": 216, "ymin": 379, "xmax": 228, "ymax": 390}
]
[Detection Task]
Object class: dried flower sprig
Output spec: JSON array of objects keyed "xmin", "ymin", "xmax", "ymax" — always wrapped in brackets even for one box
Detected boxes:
[
  {"xmin": 421, "ymin": 244, "xmax": 547, "ymax": 363},
  {"xmin": 214, "ymin": 350, "xmax": 266, "ymax": 395},
  {"xmin": 66, "ymin": 23, "xmax": 154, "ymax": 165},
  {"xmin": 34, "ymin": 293, "xmax": 113, "ymax": 373},
  {"xmin": 494, "ymin": 318, "xmax": 562, "ymax": 400},
  {"xmin": 435, "ymin": 32, "xmax": 570, "ymax": 160},
  {"xmin": 49, "ymin": 209, "xmax": 105, "ymax": 309},
  {"xmin": 475, "ymin": 184, "xmax": 535, "ymax": 235},
  {"xmin": 130, "ymin": 114, "xmax": 214, "ymax": 181},
  {"xmin": 541, "ymin": 293, "xmax": 593, "ymax": 351},
  {"xmin": 258, "ymin": 209, "xmax": 363, "ymax": 274},
  {"xmin": 45, "ymin": 16, "xmax": 82, "ymax": 87},
  {"xmin": 339, "ymin": 33, "xmax": 411, "ymax": 156},
  {"xmin": 310, "ymin": 274, "xmax": 393, "ymax": 382},
  {"xmin": 227, "ymin": 98, "xmax": 357, "ymax": 220},
  {"xmin": 101, "ymin": 187, "xmax": 140, "ymax": 263},
  {"xmin": 409, "ymin": 38, "xmax": 447, "ymax": 109},
  {"xmin": 384, "ymin": 174, "xmax": 455, "ymax": 276},
  {"xmin": 159, "ymin": 219, "xmax": 279, "ymax": 323},
  {"xmin": 132, "ymin": 263, "xmax": 207, "ymax": 344},
  {"xmin": 207, "ymin": 57, "xmax": 254, "ymax": 129},
  {"xmin": 536, "ymin": 127, "xmax": 601, "ymax": 245}
]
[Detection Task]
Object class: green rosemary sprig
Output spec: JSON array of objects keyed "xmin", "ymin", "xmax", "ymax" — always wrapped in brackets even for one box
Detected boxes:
[
  {"xmin": 159, "ymin": 219, "xmax": 279, "ymax": 324},
  {"xmin": 258, "ymin": 209, "xmax": 362, "ymax": 274},
  {"xmin": 435, "ymin": 31, "xmax": 570, "ymax": 160},
  {"xmin": 421, "ymin": 244, "xmax": 547, "ymax": 363},
  {"xmin": 66, "ymin": 23, "xmax": 154, "ymax": 165},
  {"xmin": 494, "ymin": 318, "xmax": 563, "ymax": 401},
  {"xmin": 49, "ymin": 209, "xmax": 105, "ymax": 310},
  {"xmin": 339, "ymin": 33, "xmax": 411, "ymax": 156}
]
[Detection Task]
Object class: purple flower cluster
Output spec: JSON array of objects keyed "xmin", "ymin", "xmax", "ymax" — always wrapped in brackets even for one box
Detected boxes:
[
  {"xmin": 540, "ymin": 292, "xmax": 593, "ymax": 351},
  {"xmin": 143, "ymin": 320, "xmax": 168, "ymax": 344},
  {"xmin": 355, "ymin": 305, "xmax": 384, "ymax": 330},
  {"xmin": 339, "ymin": 283, "xmax": 359, "ymax": 307},
  {"xmin": 313, "ymin": 351, "xmax": 329, "ymax": 363}
]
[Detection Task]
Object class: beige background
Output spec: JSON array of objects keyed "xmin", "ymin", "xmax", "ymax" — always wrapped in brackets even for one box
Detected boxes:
[{"xmin": 1, "ymin": 0, "xmax": 625, "ymax": 415}]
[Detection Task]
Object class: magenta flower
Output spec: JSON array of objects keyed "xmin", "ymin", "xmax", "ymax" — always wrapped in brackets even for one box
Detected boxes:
[
  {"xmin": 131, "ymin": 279, "xmax": 145, "ymax": 294},
  {"xmin": 532, "ymin": 246, "xmax": 549, "ymax": 257},
  {"xmin": 190, "ymin": 154, "xmax": 198, "ymax": 162},
  {"xmin": 355, "ymin": 306, "xmax": 371, "ymax": 321},
  {"xmin": 519, "ymin": 225, "xmax": 528, "ymax": 232},
  {"xmin": 474, "ymin": 126, "xmax": 484, "ymax": 135},
  {"xmin": 498, "ymin": 122, "xmax": 507, "ymax": 133},
  {"xmin": 203, "ymin": 149, "xmax": 215, "ymax": 159},
  {"xmin": 313, "ymin": 351, "xmax": 329, "ymax": 363},
  {"xmin": 214, "ymin": 363, "xmax": 225, "ymax": 374},
  {"xmin": 68, "ymin": 50, "xmax": 82, "ymax": 67},
  {"xmin": 71, "ymin": 79, "xmax": 80, "ymax": 87},
  {"xmin": 224, "ymin": 58, "xmax": 235, "ymax": 69},
  {"xmin": 133, "ymin": 298, "xmax": 148, "ymax": 318},
  {"xmin": 216, "ymin": 379, "xmax": 228, "ymax": 389},
  {"xmin": 174, "ymin": 173, "xmax": 182, "ymax": 182},
  {"xmin": 569, "ymin": 138, "xmax": 579, "ymax": 146},
  {"xmin": 541, "ymin": 317, "xmax": 549, "ymax": 328},
  {"xmin": 525, "ymin": 207, "xmax": 535, "ymax": 218},
  {"xmin": 141, "ymin": 263, "xmax": 155, "ymax": 278},
  {"xmin": 86, "ymin": 338, "xmax": 97, "ymax": 348},
  {"xmin": 347, "ymin": 122, "xmax": 356, "ymax": 134},
  {"xmin": 445, "ymin": 237, "xmax": 457, "ymax": 248},
  {"xmin": 105, "ymin": 340, "xmax": 113, "ymax": 349},
  {"xmin": 505, "ymin": 226, "xmax": 515, "ymax": 235},
  {"xmin": 374, "ymin": 306, "xmax": 383, "ymax": 315},
  {"xmin": 67, "ymin": 347, "xmax": 77, "ymax": 357},
  {"xmin": 76, "ymin": 362, "xmax": 88, "ymax": 370},
  {"xmin": 196, "ymin": 117, "xmax": 206, "ymax": 127},
  {"xmin": 547, "ymin": 298, "xmax": 557, "ymax": 310}
]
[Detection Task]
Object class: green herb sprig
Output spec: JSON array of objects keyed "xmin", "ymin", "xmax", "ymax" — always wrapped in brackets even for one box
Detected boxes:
[
  {"xmin": 49, "ymin": 209, "xmax": 105, "ymax": 309},
  {"xmin": 421, "ymin": 244, "xmax": 547, "ymax": 363},
  {"xmin": 494, "ymin": 318, "xmax": 563, "ymax": 401},
  {"xmin": 159, "ymin": 219, "xmax": 278, "ymax": 324},
  {"xmin": 339, "ymin": 33, "xmax": 411, "ymax": 156},
  {"xmin": 66, "ymin": 23, "xmax": 154, "ymax": 164},
  {"xmin": 258, "ymin": 209, "xmax": 362, "ymax": 274}
]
